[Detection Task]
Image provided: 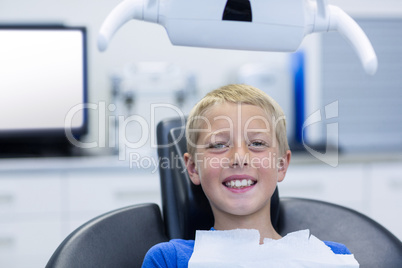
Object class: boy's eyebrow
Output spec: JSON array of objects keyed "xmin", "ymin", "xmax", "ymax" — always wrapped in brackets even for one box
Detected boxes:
[
  {"xmin": 203, "ymin": 129, "xmax": 271, "ymax": 141},
  {"xmin": 245, "ymin": 129, "xmax": 272, "ymax": 138},
  {"xmin": 246, "ymin": 130, "xmax": 270, "ymax": 134},
  {"xmin": 203, "ymin": 130, "xmax": 230, "ymax": 140}
]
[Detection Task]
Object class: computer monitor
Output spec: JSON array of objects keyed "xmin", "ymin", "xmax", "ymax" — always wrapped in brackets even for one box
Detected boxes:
[{"xmin": 0, "ymin": 25, "xmax": 88, "ymax": 156}]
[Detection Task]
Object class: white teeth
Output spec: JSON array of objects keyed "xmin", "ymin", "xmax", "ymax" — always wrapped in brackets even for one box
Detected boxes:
[{"xmin": 225, "ymin": 179, "xmax": 255, "ymax": 188}]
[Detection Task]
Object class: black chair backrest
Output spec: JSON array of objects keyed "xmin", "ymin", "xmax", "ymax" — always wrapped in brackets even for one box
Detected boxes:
[
  {"xmin": 46, "ymin": 203, "xmax": 167, "ymax": 268},
  {"xmin": 157, "ymin": 117, "xmax": 280, "ymax": 240},
  {"xmin": 278, "ymin": 198, "xmax": 402, "ymax": 268}
]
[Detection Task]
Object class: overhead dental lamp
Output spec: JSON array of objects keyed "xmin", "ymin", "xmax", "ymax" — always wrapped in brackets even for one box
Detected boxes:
[{"xmin": 98, "ymin": 0, "xmax": 378, "ymax": 75}]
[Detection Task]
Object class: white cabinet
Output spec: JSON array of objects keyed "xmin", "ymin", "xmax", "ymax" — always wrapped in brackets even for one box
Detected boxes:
[
  {"xmin": 67, "ymin": 170, "xmax": 160, "ymax": 213},
  {"xmin": 64, "ymin": 169, "xmax": 160, "ymax": 235},
  {"xmin": 0, "ymin": 218, "xmax": 61, "ymax": 268},
  {"xmin": 0, "ymin": 172, "xmax": 63, "ymax": 268},
  {"xmin": 0, "ymin": 162, "xmax": 162, "ymax": 268},
  {"xmin": 370, "ymin": 163, "xmax": 402, "ymax": 240},
  {"xmin": 0, "ymin": 173, "xmax": 62, "ymax": 214},
  {"xmin": 281, "ymin": 163, "xmax": 367, "ymax": 214},
  {"xmin": 281, "ymin": 160, "xmax": 402, "ymax": 241}
]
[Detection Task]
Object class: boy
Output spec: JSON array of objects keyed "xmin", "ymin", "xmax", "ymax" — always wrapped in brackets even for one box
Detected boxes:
[{"xmin": 142, "ymin": 84, "xmax": 352, "ymax": 267}]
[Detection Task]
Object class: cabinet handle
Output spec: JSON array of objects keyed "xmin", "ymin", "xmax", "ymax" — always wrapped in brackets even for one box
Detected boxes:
[
  {"xmin": 388, "ymin": 179, "xmax": 402, "ymax": 190},
  {"xmin": 0, "ymin": 193, "xmax": 14, "ymax": 206},
  {"xmin": 0, "ymin": 236, "xmax": 15, "ymax": 250},
  {"xmin": 114, "ymin": 190, "xmax": 155, "ymax": 201},
  {"xmin": 280, "ymin": 183, "xmax": 324, "ymax": 194}
]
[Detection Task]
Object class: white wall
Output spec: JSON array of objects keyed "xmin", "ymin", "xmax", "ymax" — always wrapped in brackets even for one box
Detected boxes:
[
  {"xmin": 1, "ymin": 0, "xmax": 401, "ymax": 153},
  {"xmin": 329, "ymin": 0, "xmax": 402, "ymax": 16}
]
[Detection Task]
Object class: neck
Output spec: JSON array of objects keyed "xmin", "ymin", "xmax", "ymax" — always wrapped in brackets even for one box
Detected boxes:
[{"xmin": 212, "ymin": 207, "xmax": 281, "ymax": 243}]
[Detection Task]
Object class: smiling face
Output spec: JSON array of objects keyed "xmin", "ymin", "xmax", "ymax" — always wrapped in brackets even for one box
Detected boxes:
[{"xmin": 184, "ymin": 102, "xmax": 291, "ymax": 227}]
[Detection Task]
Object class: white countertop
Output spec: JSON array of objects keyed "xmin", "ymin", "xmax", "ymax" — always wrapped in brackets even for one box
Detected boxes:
[{"xmin": 1, "ymin": 152, "xmax": 401, "ymax": 173}]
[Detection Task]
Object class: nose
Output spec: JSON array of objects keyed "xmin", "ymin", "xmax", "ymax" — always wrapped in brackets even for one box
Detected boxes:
[{"xmin": 230, "ymin": 142, "xmax": 249, "ymax": 168}]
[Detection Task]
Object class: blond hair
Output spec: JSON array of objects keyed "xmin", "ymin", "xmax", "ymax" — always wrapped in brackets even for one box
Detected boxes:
[{"xmin": 186, "ymin": 84, "xmax": 289, "ymax": 157}]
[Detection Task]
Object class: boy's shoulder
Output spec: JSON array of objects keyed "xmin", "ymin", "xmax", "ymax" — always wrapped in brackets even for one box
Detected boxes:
[
  {"xmin": 149, "ymin": 239, "xmax": 194, "ymax": 249},
  {"xmin": 142, "ymin": 239, "xmax": 195, "ymax": 268},
  {"xmin": 146, "ymin": 239, "xmax": 195, "ymax": 257},
  {"xmin": 323, "ymin": 240, "xmax": 352, "ymax": 255},
  {"xmin": 163, "ymin": 239, "xmax": 195, "ymax": 253}
]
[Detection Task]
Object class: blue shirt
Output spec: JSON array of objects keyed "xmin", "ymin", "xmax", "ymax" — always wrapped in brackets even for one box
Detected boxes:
[{"xmin": 142, "ymin": 238, "xmax": 352, "ymax": 268}]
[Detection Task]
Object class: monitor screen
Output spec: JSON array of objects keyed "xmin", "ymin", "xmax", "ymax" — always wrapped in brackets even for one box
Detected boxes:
[{"xmin": 0, "ymin": 25, "xmax": 87, "ymax": 146}]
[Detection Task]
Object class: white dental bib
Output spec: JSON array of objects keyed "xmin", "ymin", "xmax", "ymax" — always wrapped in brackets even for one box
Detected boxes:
[{"xmin": 189, "ymin": 229, "xmax": 359, "ymax": 268}]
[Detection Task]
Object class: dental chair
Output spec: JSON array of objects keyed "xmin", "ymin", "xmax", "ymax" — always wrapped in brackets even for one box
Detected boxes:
[{"xmin": 46, "ymin": 117, "xmax": 402, "ymax": 268}]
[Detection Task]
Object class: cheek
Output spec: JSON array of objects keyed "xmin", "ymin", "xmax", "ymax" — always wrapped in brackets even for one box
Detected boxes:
[
  {"xmin": 251, "ymin": 152, "xmax": 278, "ymax": 169},
  {"xmin": 202, "ymin": 154, "xmax": 231, "ymax": 170},
  {"xmin": 197, "ymin": 158, "xmax": 228, "ymax": 188}
]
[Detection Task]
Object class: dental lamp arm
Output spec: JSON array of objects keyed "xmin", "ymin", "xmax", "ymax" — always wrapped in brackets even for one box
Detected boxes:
[
  {"xmin": 98, "ymin": 0, "xmax": 159, "ymax": 52},
  {"xmin": 312, "ymin": 0, "xmax": 377, "ymax": 75},
  {"xmin": 328, "ymin": 6, "xmax": 378, "ymax": 75}
]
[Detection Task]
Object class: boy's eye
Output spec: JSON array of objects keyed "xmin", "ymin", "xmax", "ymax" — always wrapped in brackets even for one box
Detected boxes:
[
  {"xmin": 249, "ymin": 141, "xmax": 268, "ymax": 148},
  {"xmin": 208, "ymin": 142, "xmax": 229, "ymax": 149}
]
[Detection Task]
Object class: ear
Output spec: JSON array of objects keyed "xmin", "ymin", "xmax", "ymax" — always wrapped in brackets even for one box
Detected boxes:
[
  {"xmin": 277, "ymin": 150, "xmax": 291, "ymax": 183},
  {"xmin": 184, "ymin": 152, "xmax": 201, "ymax": 185}
]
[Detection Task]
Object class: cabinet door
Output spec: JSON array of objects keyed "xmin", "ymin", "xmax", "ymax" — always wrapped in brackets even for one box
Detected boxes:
[
  {"xmin": 65, "ymin": 169, "xmax": 161, "ymax": 234},
  {"xmin": 370, "ymin": 163, "xmax": 402, "ymax": 240},
  {"xmin": 0, "ymin": 218, "xmax": 61, "ymax": 268},
  {"xmin": 0, "ymin": 172, "xmax": 62, "ymax": 215},
  {"xmin": 0, "ymin": 172, "xmax": 62, "ymax": 268},
  {"xmin": 280, "ymin": 163, "xmax": 366, "ymax": 213}
]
